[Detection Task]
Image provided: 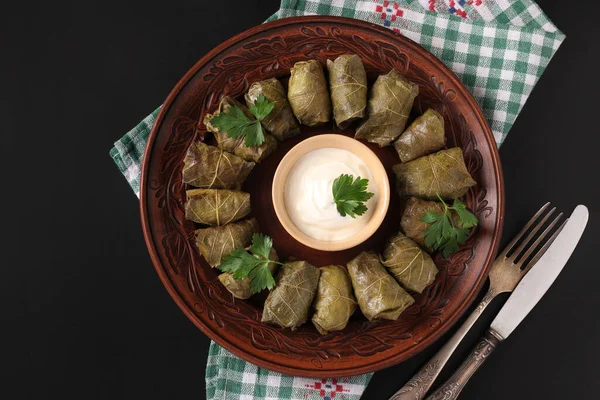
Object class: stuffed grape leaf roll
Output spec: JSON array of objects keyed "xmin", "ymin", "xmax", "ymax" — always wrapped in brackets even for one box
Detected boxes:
[
  {"xmin": 401, "ymin": 197, "xmax": 446, "ymax": 249},
  {"xmin": 245, "ymin": 78, "xmax": 300, "ymax": 141},
  {"xmin": 355, "ymin": 70, "xmax": 418, "ymax": 146},
  {"xmin": 312, "ymin": 265, "xmax": 357, "ymax": 335},
  {"xmin": 182, "ymin": 141, "xmax": 254, "ymax": 189},
  {"xmin": 185, "ymin": 189, "xmax": 251, "ymax": 226},
  {"xmin": 261, "ymin": 261, "xmax": 321, "ymax": 330},
  {"xmin": 394, "ymin": 108, "xmax": 446, "ymax": 162},
  {"xmin": 195, "ymin": 218, "xmax": 258, "ymax": 267},
  {"xmin": 347, "ymin": 251, "xmax": 414, "ymax": 321},
  {"xmin": 287, "ymin": 60, "xmax": 331, "ymax": 126},
  {"xmin": 327, "ymin": 54, "xmax": 367, "ymax": 129},
  {"xmin": 204, "ymin": 96, "xmax": 277, "ymax": 163},
  {"xmin": 218, "ymin": 248, "xmax": 279, "ymax": 300},
  {"xmin": 381, "ymin": 232, "xmax": 438, "ymax": 293},
  {"xmin": 393, "ymin": 147, "xmax": 476, "ymax": 200}
]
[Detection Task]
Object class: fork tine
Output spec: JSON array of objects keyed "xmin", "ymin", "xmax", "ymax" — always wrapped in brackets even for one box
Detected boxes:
[
  {"xmin": 499, "ymin": 202, "xmax": 550, "ymax": 258},
  {"xmin": 521, "ymin": 218, "xmax": 569, "ymax": 274},
  {"xmin": 508, "ymin": 206, "xmax": 556, "ymax": 262},
  {"xmin": 518, "ymin": 212, "xmax": 564, "ymax": 271}
]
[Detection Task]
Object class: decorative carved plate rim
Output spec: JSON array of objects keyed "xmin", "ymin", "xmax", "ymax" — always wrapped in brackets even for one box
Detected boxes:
[{"xmin": 140, "ymin": 16, "xmax": 504, "ymax": 377}]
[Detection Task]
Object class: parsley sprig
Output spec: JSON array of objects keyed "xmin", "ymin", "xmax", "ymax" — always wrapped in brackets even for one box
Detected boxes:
[
  {"xmin": 420, "ymin": 197, "xmax": 479, "ymax": 258},
  {"xmin": 217, "ymin": 233, "xmax": 284, "ymax": 294},
  {"xmin": 332, "ymin": 174, "xmax": 375, "ymax": 218},
  {"xmin": 209, "ymin": 94, "xmax": 274, "ymax": 147}
]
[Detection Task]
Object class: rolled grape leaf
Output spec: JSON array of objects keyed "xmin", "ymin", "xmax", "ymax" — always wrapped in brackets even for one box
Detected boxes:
[
  {"xmin": 393, "ymin": 147, "xmax": 476, "ymax": 200},
  {"xmin": 203, "ymin": 96, "xmax": 277, "ymax": 163},
  {"xmin": 218, "ymin": 248, "xmax": 279, "ymax": 300},
  {"xmin": 312, "ymin": 265, "xmax": 357, "ymax": 335},
  {"xmin": 347, "ymin": 251, "xmax": 414, "ymax": 321},
  {"xmin": 394, "ymin": 108, "xmax": 446, "ymax": 162},
  {"xmin": 287, "ymin": 60, "xmax": 332, "ymax": 126},
  {"xmin": 195, "ymin": 218, "xmax": 258, "ymax": 267},
  {"xmin": 184, "ymin": 189, "xmax": 251, "ymax": 226},
  {"xmin": 215, "ymin": 132, "xmax": 277, "ymax": 163},
  {"xmin": 355, "ymin": 70, "xmax": 418, "ymax": 146},
  {"xmin": 327, "ymin": 54, "xmax": 367, "ymax": 129},
  {"xmin": 401, "ymin": 197, "xmax": 446, "ymax": 249},
  {"xmin": 182, "ymin": 141, "xmax": 255, "ymax": 189},
  {"xmin": 401, "ymin": 197, "xmax": 463, "ymax": 251},
  {"xmin": 245, "ymin": 78, "xmax": 300, "ymax": 141},
  {"xmin": 261, "ymin": 261, "xmax": 321, "ymax": 330},
  {"xmin": 381, "ymin": 232, "xmax": 438, "ymax": 293}
]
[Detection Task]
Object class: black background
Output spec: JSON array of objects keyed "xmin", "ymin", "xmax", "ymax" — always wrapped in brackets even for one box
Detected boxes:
[{"xmin": 3, "ymin": 1, "xmax": 599, "ymax": 399}]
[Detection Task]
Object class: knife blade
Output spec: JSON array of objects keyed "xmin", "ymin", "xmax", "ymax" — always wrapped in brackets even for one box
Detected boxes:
[{"xmin": 491, "ymin": 204, "xmax": 589, "ymax": 339}]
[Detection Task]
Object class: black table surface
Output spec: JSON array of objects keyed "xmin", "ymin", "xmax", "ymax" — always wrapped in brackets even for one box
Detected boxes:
[{"xmin": 3, "ymin": 1, "xmax": 599, "ymax": 399}]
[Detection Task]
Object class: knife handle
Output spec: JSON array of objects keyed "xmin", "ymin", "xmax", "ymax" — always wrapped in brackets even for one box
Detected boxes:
[{"xmin": 425, "ymin": 330, "xmax": 502, "ymax": 400}]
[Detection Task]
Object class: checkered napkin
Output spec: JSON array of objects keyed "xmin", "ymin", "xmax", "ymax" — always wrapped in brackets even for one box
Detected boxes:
[{"xmin": 110, "ymin": 1, "xmax": 563, "ymax": 399}]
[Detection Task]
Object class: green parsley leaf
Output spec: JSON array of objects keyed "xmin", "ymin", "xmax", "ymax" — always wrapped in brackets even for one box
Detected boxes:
[
  {"xmin": 209, "ymin": 107, "xmax": 254, "ymax": 139},
  {"xmin": 249, "ymin": 263, "xmax": 277, "ymax": 293},
  {"xmin": 249, "ymin": 233, "xmax": 272, "ymax": 261},
  {"xmin": 420, "ymin": 210, "xmax": 441, "ymax": 224},
  {"xmin": 219, "ymin": 248, "xmax": 262, "ymax": 280},
  {"xmin": 419, "ymin": 197, "xmax": 479, "ymax": 258},
  {"xmin": 353, "ymin": 203, "xmax": 368, "ymax": 216},
  {"xmin": 332, "ymin": 174, "xmax": 375, "ymax": 218},
  {"xmin": 243, "ymin": 118, "xmax": 265, "ymax": 147},
  {"xmin": 440, "ymin": 236, "xmax": 459, "ymax": 259},
  {"xmin": 452, "ymin": 198, "xmax": 479, "ymax": 228},
  {"xmin": 248, "ymin": 94, "xmax": 275, "ymax": 121},
  {"xmin": 423, "ymin": 218, "xmax": 444, "ymax": 248},
  {"xmin": 208, "ymin": 94, "xmax": 274, "ymax": 147},
  {"xmin": 216, "ymin": 232, "xmax": 282, "ymax": 294},
  {"xmin": 454, "ymin": 226, "xmax": 470, "ymax": 244}
]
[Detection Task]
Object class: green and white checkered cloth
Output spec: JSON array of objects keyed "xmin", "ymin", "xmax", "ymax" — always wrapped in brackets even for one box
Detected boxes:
[{"xmin": 111, "ymin": 1, "xmax": 563, "ymax": 398}]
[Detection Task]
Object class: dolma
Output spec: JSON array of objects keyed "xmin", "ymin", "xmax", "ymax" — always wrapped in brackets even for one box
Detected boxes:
[
  {"xmin": 182, "ymin": 141, "xmax": 254, "ymax": 189},
  {"xmin": 195, "ymin": 218, "xmax": 258, "ymax": 267},
  {"xmin": 355, "ymin": 70, "xmax": 419, "ymax": 146},
  {"xmin": 400, "ymin": 197, "xmax": 446, "ymax": 249},
  {"xmin": 394, "ymin": 108, "xmax": 446, "ymax": 162},
  {"xmin": 204, "ymin": 96, "xmax": 277, "ymax": 163},
  {"xmin": 287, "ymin": 60, "xmax": 331, "ymax": 126},
  {"xmin": 347, "ymin": 251, "xmax": 414, "ymax": 321},
  {"xmin": 218, "ymin": 248, "xmax": 279, "ymax": 299},
  {"xmin": 245, "ymin": 78, "xmax": 300, "ymax": 141},
  {"xmin": 381, "ymin": 232, "xmax": 438, "ymax": 293},
  {"xmin": 261, "ymin": 261, "xmax": 321, "ymax": 330},
  {"xmin": 312, "ymin": 265, "xmax": 357, "ymax": 335},
  {"xmin": 327, "ymin": 54, "xmax": 367, "ymax": 129},
  {"xmin": 185, "ymin": 189, "xmax": 251, "ymax": 226},
  {"xmin": 393, "ymin": 147, "xmax": 477, "ymax": 200}
]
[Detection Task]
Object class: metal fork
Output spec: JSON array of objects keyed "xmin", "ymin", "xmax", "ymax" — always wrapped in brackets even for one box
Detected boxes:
[{"xmin": 390, "ymin": 203, "xmax": 565, "ymax": 400}]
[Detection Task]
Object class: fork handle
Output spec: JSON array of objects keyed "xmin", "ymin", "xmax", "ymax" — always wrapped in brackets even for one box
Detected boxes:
[
  {"xmin": 424, "ymin": 330, "xmax": 502, "ymax": 400},
  {"xmin": 389, "ymin": 290, "xmax": 497, "ymax": 400}
]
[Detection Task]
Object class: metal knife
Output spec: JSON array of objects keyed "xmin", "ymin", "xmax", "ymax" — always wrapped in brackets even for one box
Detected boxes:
[{"xmin": 425, "ymin": 205, "xmax": 589, "ymax": 400}]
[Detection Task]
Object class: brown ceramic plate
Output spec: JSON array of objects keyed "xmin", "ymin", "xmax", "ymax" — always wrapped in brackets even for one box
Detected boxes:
[{"xmin": 140, "ymin": 16, "xmax": 504, "ymax": 377}]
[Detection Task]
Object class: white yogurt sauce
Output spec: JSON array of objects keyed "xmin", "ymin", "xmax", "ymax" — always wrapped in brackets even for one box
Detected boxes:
[{"xmin": 284, "ymin": 148, "xmax": 377, "ymax": 242}]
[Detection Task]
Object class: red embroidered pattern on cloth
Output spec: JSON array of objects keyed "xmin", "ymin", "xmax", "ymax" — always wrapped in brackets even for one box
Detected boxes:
[
  {"xmin": 374, "ymin": 1, "xmax": 404, "ymax": 32},
  {"xmin": 425, "ymin": 0, "xmax": 483, "ymax": 18},
  {"xmin": 371, "ymin": 0, "xmax": 486, "ymax": 34},
  {"xmin": 304, "ymin": 378, "xmax": 351, "ymax": 399}
]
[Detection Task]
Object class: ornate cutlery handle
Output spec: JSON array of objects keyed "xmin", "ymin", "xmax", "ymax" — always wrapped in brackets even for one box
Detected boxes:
[
  {"xmin": 425, "ymin": 330, "xmax": 502, "ymax": 400},
  {"xmin": 390, "ymin": 291, "xmax": 496, "ymax": 400}
]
